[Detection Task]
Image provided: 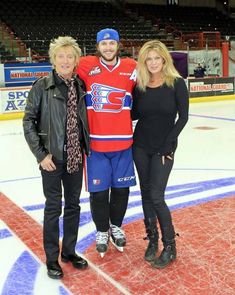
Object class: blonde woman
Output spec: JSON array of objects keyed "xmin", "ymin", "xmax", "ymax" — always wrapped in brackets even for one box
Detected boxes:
[
  {"xmin": 23, "ymin": 36, "xmax": 90, "ymax": 278},
  {"xmin": 132, "ymin": 40, "xmax": 189, "ymax": 268}
]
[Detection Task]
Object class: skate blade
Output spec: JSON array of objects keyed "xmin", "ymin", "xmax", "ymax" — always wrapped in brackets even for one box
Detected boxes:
[{"xmin": 110, "ymin": 239, "xmax": 124, "ymax": 252}]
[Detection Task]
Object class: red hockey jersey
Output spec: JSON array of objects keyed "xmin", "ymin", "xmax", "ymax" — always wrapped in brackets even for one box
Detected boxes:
[{"xmin": 77, "ymin": 56, "xmax": 136, "ymax": 152}]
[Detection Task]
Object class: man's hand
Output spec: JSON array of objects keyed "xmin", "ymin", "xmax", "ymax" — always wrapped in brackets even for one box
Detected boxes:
[{"xmin": 40, "ymin": 154, "xmax": 56, "ymax": 171}]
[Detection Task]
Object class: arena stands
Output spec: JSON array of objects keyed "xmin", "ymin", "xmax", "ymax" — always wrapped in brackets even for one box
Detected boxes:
[
  {"xmin": 0, "ymin": 0, "xmax": 235, "ymax": 62},
  {"xmin": 0, "ymin": 41, "xmax": 15, "ymax": 62}
]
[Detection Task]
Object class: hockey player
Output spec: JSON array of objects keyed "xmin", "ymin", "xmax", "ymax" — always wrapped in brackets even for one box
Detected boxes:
[{"xmin": 77, "ymin": 28, "xmax": 137, "ymax": 257}]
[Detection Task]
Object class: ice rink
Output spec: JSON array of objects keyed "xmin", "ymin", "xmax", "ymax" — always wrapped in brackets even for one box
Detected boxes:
[{"xmin": 0, "ymin": 99, "xmax": 234, "ymax": 295}]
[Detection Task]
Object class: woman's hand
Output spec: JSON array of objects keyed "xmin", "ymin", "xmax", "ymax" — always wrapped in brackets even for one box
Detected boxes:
[
  {"xmin": 40, "ymin": 154, "xmax": 56, "ymax": 171},
  {"xmin": 161, "ymin": 153, "xmax": 173, "ymax": 165}
]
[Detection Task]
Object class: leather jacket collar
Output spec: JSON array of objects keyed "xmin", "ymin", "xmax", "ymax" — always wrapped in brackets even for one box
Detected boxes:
[{"xmin": 44, "ymin": 70, "xmax": 84, "ymax": 90}]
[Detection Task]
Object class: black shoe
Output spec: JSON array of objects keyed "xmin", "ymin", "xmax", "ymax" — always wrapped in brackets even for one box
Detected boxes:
[
  {"xmin": 144, "ymin": 240, "xmax": 158, "ymax": 262},
  {"xmin": 151, "ymin": 245, "xmax": 176, "ymax": 269},
  {"xmin": 46, "ymin": 261, "xmax": 63, "ymax": 279},
  {"xmin": 61, "ymin": 253, "xmax": 88, "ymax": 269}
]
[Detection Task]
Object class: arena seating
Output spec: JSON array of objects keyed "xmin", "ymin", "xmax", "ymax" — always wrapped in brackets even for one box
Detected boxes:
[
  {"xmin": 126, "ymin": 3, "xmax": 235, "ymax": 36},
  {"xmin": 0, "ymin": 0, "xmax": 235, "ymax": 62},
  {"xmin": 0, "ymin": 0, "xmax": 159, "ymax": 60}
]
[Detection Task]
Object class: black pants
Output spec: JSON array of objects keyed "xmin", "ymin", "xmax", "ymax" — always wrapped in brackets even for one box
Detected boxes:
[
  {"xmin": 41, "ymin": 159, "xmax": 83, "ymax": 263},
  {"xmin": 133, "ymin": 146, "xmax": 174, "ymax": 232},
  {"xmin": 90, "ymin": 187, "xmax": 129, "ymax": 232}
]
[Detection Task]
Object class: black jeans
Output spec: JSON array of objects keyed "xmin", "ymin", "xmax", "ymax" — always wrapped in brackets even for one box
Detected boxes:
[
  {"xmin": 133, "ymin": 146, "xmax": 174, "ymax": 232},
  {"xmin": 90, "ymin": 187, "xmax": 129, "ymax": 232},
  {"xmin": 41, "ymin": 159, "xmax": 83, "ymax": 263}
]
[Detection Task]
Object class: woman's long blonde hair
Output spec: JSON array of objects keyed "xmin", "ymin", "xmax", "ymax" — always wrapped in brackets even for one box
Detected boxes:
[{"xmin": 137, "ymin": 40, "xmax": 181, "ymax": 91}]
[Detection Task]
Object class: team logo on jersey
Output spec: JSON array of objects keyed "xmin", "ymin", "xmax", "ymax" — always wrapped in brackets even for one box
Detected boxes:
[
  {"xmin": 89, "ymin": 66, "xmax": 102, "ymax": 76},
  {"xmin": 90, "ymin": 83, "xmax": 126, "ymax": 112}
]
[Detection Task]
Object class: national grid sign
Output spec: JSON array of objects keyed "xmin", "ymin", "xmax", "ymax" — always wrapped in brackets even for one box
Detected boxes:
[{"xmin": 4, "ymin": 62, "xmax": 52, "ymax": 87}]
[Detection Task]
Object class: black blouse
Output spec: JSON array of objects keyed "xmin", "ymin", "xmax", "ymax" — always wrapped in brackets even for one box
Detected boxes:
[{"xmin": 131, "ymin": 77, "xmax": 189, "ymax": 155}]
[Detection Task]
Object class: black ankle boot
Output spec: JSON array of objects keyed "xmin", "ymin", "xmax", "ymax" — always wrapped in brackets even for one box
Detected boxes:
[
  {"xmin": 151, "ymin": 243, "xmax": 176, "ymax": 269},
  {"xmin": 144, "ymin": 218, "xmax": 159, "ymax": 262},
  {"xmin": 151, "ymin": 225, "xmax": 178, "ymax": 269}
]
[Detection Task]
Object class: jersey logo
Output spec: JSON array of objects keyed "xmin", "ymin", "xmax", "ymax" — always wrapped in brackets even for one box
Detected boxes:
[
  {"xmin": 89, "ymin": 66, "xmax": 102, "ymax": 76},
  {"xmin": 90, "ymin": 83, "xmax": 126, "ymax": 112},
  {"xmin": 93, "ymin": 179, "xmax": 101, "ymax": 185}
]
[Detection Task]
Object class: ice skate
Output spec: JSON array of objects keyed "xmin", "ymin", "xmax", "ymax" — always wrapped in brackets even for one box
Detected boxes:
[
  {"xmin": 96, "ymin": 231, "xmax": 109, "ymax": 258},
  {"xmin": 110, "ymin": 224, "xmax": 126, "ymax": 252}
]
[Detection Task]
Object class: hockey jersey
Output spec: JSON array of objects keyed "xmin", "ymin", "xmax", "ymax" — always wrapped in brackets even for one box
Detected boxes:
[{"xmin": 77, "ymin": 56, "xmax": 136, "ymax": 152}]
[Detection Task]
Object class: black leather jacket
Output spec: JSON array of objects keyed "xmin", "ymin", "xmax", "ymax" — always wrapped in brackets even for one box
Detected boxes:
[{"xmin": 23, "ymin": 71, "xmax": 90, "ymax": 163}]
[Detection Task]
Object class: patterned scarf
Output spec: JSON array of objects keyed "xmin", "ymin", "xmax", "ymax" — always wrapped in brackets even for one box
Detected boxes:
[{"xmin": 60, "ymin": 75, "xmax": 82, "ymax": 173}]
